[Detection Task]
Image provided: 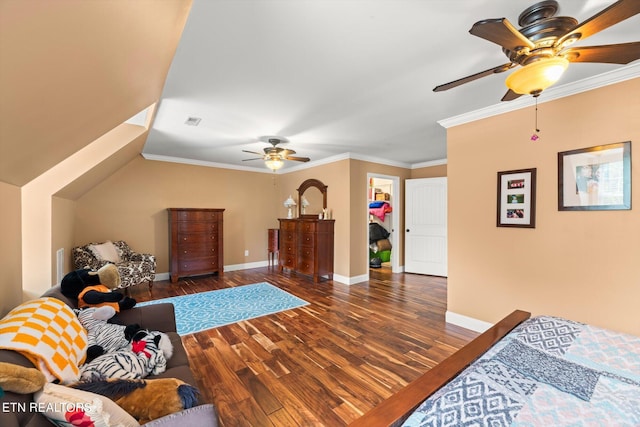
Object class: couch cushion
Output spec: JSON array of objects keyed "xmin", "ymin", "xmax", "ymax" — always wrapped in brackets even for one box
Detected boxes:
[{"xmin": 165, "ymin": 333, "xmax": 189, "ymax": 369}]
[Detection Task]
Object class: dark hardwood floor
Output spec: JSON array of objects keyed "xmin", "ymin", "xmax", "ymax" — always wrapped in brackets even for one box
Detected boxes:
[{"xmin": 128, "ymin": 267, "xmax": 478, "ymax": 426}]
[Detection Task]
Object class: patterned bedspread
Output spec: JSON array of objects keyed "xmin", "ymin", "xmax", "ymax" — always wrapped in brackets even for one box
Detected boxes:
[{"xmin": 402, "ymin": 316, "xmax": 640, "ymax": 426}]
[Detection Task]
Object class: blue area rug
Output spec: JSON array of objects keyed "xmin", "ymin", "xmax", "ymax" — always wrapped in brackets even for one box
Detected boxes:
[{"xmin": 138, "ymin": 282, "xmax": 309, "ymax": 335}]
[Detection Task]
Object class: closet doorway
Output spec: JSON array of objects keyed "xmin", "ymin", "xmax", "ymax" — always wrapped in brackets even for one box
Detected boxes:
[{"xmin": 367, "ymin": 174, "xmax": 400, "ymax": 275}]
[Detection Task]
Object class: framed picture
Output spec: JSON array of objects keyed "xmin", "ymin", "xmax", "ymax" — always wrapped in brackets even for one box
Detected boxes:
[
  {"xmin": 558, "ymin": 141, "xmax": 631, "ymax": 211},
  {"xmin": 497, "ymin": 168, "xmax": 537, "ymax": 228}
]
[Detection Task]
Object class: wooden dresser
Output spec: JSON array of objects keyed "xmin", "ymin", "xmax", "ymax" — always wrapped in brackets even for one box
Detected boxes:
[
  {"xmin": 278, "ymin": 218, "xmax": 334, "ymax": 282},
  {"xmin": 168, "ymin": 208, "xmax": 224, "ymax": 283}
]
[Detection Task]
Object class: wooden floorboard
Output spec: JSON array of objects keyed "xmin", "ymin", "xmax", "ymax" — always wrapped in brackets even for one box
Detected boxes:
[{"xmin": 128, "ymin": 267, "xmax": 478, "ymax": 426}]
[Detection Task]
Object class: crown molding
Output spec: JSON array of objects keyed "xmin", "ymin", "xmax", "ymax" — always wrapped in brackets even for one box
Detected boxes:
[
  {"xmin": 141, "ymin": 153, "xmax": 275, "ymax": 173},
  {"xmin": 347, "ymin": 152, "xmax": 411, "ymax": 169},
  {"xmin": 438, "ymin": 63, "xmax": 640, "ymax": 129},
  {"xmin": 142, "ymin": 151, "xmax": 414, "ymax": 173},
  {"xmin": 411, "ymin": 158, "xmax": 447, "ymax": 169}
]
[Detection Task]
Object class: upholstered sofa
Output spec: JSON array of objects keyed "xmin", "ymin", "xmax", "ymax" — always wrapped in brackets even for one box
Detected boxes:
[
  {"xmin": 73, "ymin": 240, "xmax": 156, "ymax": 290},
  {"xmin": 0, "ymin": 285, "xmax": 218, "ymax": 427}
]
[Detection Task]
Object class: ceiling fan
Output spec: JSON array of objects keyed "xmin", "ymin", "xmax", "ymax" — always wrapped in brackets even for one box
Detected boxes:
[
  {"xmin": 242, "ymin": 136, "xmax": 310, "ymax": 171},
  {"xmin": 434, "ymin": 0, "xmax": 640, "ymax": 101}
]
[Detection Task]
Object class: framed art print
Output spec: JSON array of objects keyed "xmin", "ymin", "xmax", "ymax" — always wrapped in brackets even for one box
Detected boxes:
[
  {"xmin": 558, "ymin": 141, "xmax": 631, "ymax": 211},
  {"xmin": 497, "ymin": 168, "xmax": 537, "ymax": 228}
]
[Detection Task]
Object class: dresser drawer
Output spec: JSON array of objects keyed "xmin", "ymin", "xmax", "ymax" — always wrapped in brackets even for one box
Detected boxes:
[
  {"xmin": 280, "ymin": 220, "xmax": 296, "ymax": 231},
  {"xmin": 280, "ymin": 255, "xmax": 296, "ymax": 269},
  {"xmin": 280, "ymin": 230, "xmax": 296, "ymax": 243},
  {"xmin": 299, "ymin": 232, "xmax": 315, "ymax": 247},
  {"xmin": 177, "ymin": 257, "xmax": 219, "ymax": 273},
  {"xmin": 298, "ymin": 222, "xmax": 317, "ymax": 233},
  {"xmin": 177, "ymin": 221, "xmax": 219, "ymax": 233},
  {"xmin": 280, "ymin": 242, "xmax": 296, "ymax": 256},
  {"xmin": 175, "ymin": 210, "xmax": 221, "ymax": 221},
  {"xmin": 177, "ymin": 232, "xmax": 217, "ymax": 245},
  {"xmin": 177, "ymin": 241, "xmax": 219, "ymax": 258},
  {"xmin": 298, "ymin": 247, "xmax": 314, "ymax": 260},
  {"xmin": 296, "ymin": 253, "xmax": 314, "ymax": 274}
]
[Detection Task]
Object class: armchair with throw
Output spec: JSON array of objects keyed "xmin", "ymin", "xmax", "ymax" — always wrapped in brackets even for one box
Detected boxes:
[{"xmin": 73, "ymin": 240, "xmax": 156, "ymax": 290}]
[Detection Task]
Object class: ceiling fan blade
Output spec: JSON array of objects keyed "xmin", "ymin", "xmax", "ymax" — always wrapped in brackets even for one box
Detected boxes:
[
  {"xmin": 556, "ymin": 0, "xmax": 640, "ymax": 47},
  {"xmin": 501, "ymin": 89, "xmax": 523, "ymax": 102},
  {"xmin": 433, "ymin": 63, "xmax": 515, "ymax": 92},
  {"xmin": 564, "ymin": 42, "xmax": 640, "ymax": 64},
  {"xmin": 282, "ymin": 149, "xmax": 297, "ymax": 155},
  {"xmin": 242, "ymin": 150, "xmax": 262, "ymax": 155},
  {"xmin": 284, "ymin": 156, "xmax": 310, "ymax": 162},
  {"xmin": 242, "ymin": 157, "xmax": 264, "ymax": 161},
  {"xmin": 470, "ymin": 18, "xmax": 535, "ymax": 51}
]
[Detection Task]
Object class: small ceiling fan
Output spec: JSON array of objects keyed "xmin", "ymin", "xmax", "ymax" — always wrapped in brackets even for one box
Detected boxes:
[
  {"xmin": 434, "ymin": 0, "xmax": 640, "ymax": 101},
  {"xmin": 242, "ymin": 136, "xmax": 310, "ymax": 171}
]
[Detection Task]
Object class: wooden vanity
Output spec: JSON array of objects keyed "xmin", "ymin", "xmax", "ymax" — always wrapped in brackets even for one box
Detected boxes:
[{"xmin": 278, "ymin": 178, "xmax": 334, "ymax": 282}]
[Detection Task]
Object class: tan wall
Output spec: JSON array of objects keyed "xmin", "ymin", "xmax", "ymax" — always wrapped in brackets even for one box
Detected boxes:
[
  {"xmin": 0, "ymin": 181, "xmax": 23, "ymax": 317},
  {"xmin": 411, "ymin": 163, "xmax": 447, "ymax": 179},
  {"xmin": 73, "ymin": 157, "xmax": 281, "ymax": 273},
  {"xmin": 51, "ymin": 197, "xmax": 77, "ymax": 284},
  {"xmin": 448, "ymin": 78, "xmax": 640, "ymax": 336},
  {"xmin": 0, "ymin": 0, "xmax": 192, "ymax": 187}
]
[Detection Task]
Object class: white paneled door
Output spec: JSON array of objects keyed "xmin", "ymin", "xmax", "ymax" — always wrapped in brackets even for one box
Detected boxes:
[{"xmin": 404, "ymin": 177, "xmax": 447, "ymax": 276}]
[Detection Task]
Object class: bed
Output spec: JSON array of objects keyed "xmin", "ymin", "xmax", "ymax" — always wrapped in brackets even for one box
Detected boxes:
[{"xmin": 349, "ymin": 310, "xmax": 640, "ymax": 426}]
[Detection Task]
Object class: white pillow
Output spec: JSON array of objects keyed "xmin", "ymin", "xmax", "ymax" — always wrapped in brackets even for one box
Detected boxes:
[
  {"xmin": 34, "ymin": 383, "xmax": 139, "ymax": 427},
  {"xmin": 89, "ymin": 241, "xmax": 121, "ymax": 263}
]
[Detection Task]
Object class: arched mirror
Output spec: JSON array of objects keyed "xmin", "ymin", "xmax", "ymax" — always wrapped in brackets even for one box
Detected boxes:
[{"xmin": 297, "ymin": 178, "xmax": 327, "ymax": 218}]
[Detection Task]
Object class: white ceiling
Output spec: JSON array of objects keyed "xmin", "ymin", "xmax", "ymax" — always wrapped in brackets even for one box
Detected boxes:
[{"xmin": 142, "ymin": 0, "xmax": 640, "ymax": 173}]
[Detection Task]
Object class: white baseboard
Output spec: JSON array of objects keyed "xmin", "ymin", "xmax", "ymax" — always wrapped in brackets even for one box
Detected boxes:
[
  {"xmin": 446, "ymin": 311, "xmax": 493, "ymax": 333},
  {"xmin": 154, "ymin": 260, "xmax": 270, "ymax": 280},
  {"xmin": 157, "ymin": 263, "xmax": 368, "ymax": 286},
  {"xmin": 224, "ymin": 260, "xmax": 270, "ymax": 272},
  {"xmin": 392, "ymin": 265, "xmax": 404, "ymax": 273},
  {"xmin": 332, "ymin": 273, "xmax": 368, "ymax": 285},
  {"xmin": 154, "ymin": 272, "xmax": 170, "ymax": 281}
]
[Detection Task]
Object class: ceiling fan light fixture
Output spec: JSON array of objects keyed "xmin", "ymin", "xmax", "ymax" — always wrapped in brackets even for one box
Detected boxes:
[
  {"xmin": 505, "ymin": 57, "xmax": 569, "ymax": 95},
  {"xmin": 265, "ymin": 158, "xmax": 284, "ymax": 171}
]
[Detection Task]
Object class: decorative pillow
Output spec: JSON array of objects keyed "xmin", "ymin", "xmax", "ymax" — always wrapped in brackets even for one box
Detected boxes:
[
  {"xmin": 89, "ymin": 241, "xmax": 121, "ymax": 264},
  {"xmin": 34, "ymin": 383, "xmax": 139, "ymax": 427}
]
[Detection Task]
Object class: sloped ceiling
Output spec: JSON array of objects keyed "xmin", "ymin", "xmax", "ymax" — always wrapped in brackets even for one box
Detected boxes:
[
  {"xmin": 0, "ymin": 0, "xmax": 192, "ymax": 187},
  {"xmin": 143, "ymin": 0, "xmax": 639, "ymax": 172},
  {"xmin": 1, "ymin": 0, "xmax": 638, "ymax": 184}
]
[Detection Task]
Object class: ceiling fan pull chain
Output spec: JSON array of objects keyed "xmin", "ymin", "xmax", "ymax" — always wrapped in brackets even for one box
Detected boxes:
[{"xmin": 531, "ymin": 97, "xmax": 540, "ymax": 141}]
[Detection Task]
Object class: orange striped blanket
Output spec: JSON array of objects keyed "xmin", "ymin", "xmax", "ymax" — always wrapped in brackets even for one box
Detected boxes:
[{"xmin": 0, "ymin": 297, "xmax": 87, "ymax": 383}]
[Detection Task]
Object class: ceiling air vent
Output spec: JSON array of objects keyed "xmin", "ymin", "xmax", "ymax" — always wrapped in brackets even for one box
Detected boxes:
[{"xmin": 184, "ymin": 117, "xmax": 202, "ymax": 126}]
